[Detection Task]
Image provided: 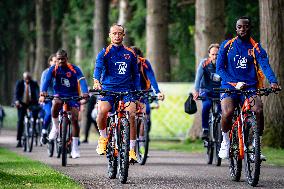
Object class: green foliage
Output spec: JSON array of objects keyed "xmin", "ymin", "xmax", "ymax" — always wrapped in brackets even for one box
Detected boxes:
[
  {"xmin": 2, "ymin": 106, "xmax": 17, "ymax": 130},
  {"xmin": 0, "ymin": 148, "xmax": 82, "ymax": 188}
]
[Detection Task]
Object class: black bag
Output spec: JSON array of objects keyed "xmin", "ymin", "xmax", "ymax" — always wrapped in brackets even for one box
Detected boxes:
[{"xmin": 184, "ymin": 93, "xmax": 197, "ymax": 114}]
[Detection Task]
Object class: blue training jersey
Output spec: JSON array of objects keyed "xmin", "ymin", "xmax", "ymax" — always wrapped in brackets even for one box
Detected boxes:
[
  {"xmin": 41, "ymin": 63, "xmax": 88, "ymax": 97},
  {"xmin": 93, "ymin": 44, "xmax": 141, "ymax": 91},
  {"xmin": 40, "ymin": 68, "xmax": 54, "ymax": 96},
  {"xmin": 216, "ymin": 37, "xmax": 277, "ymax": 87}
]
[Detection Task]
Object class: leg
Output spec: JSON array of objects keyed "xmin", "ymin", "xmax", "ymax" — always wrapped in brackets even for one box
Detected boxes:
[
  {"xmin": 49, "ymin": 99, "xmax": 62, "ymax": 140},
  {"xmin": 201, "ymin": 99, "xmax": 212, "ymax": 139},
  {"xmin": 71, "ymin": 107, "xmax": 80, "ymax": 158},
  {"xmin": 16, "ymin": 107, "xmax": 26, "ymax": 147},
  {"xmin": 250, "ymin": 96, "xmax": 264, "ymax": 136},
  {"xmin": 96, "ymin": 100, "xmax": 112, "ymax": 155}
]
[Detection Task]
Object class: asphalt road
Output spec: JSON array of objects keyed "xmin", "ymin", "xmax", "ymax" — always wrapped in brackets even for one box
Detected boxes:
[{"xmin": 1, "ymin": 129, "xmax": 284, "ymax": 189}]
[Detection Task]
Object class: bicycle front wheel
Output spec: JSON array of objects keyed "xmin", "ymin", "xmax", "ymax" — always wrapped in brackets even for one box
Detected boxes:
[
  {"xmin": 244, "ymin": 114, "xmax": 260, "ymax": 186},
  {"xmin": 229, "ymin": 126, "xmax": 242, "ymax": 181},
  {"xmin": 106, "ymin": 118, "xmax": 117, "ymax": 179},
  {"xmin": 213, "ymin": 119, "xmax": 222, "ymax": 166},
  {"xmin": 207, "ymin": 112, "xmax": 213, "ymax": 164},
  {"xmin": 27, "ymin": 121, "xmax": 34, "ymax": 152},
  {"xmin": 61, "ymin": 117, "xmax": 69, "ymax": 166},
  {"xmin": 136, "ymin": 117, "xmax": 149, "ymax": 165},
  {"xmin": 118, "ymin": 118, "xmax": 130, "ymax": 184}
]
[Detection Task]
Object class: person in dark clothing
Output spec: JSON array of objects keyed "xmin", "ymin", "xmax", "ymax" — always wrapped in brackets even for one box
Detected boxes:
[
  {"xmin": 82, "ymin": 94, "xmax": 98, "ymax": 143},
  {"xmin": 14, "ymin": 72, "xmax": 40, "ymax": 147}
]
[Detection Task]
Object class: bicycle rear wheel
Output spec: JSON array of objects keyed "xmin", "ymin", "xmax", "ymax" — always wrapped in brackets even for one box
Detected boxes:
[
  {"xmin": 106, "ymin": 118, "xmax": 118, "ymax": 179},
  {"xmin": 118, "ymin": 118, "xmax": 130, "ymax": 184},
  {"xmin": 61, "ymin": 117, "xmax": 69, "ymax": 166},
  {"xmin": 47, "ymin": 140, "xmax": 54, "ymax": 157},
  {"xmin": 229, "ymin": 126, "xmax": 242, "ymax": 181},
  {"xmin": 244, "ymin": 114, "xmax": 260, "ymax": 186},
  {"xmin": 136, "ymin": 117, "xmax": 149, "ymax": 165}
]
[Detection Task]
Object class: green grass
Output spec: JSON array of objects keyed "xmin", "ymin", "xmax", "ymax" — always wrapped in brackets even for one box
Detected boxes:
[
  {"xmin": 0, "ymin": 148, "xmax": 82, "ymax": 189},
  {"xmin": 262, "ymin": 147, "xmax": 284, "ymax": 166}
]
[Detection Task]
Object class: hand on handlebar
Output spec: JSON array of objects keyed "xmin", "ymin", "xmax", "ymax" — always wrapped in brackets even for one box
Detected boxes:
[
  {"xmin": 38, "ymin": 92, "xmax": 47, "ymax": 103},
  {"xmin": 192, "ymin": 90, "xmax": 199, "ymax": 100},
  {"xmin": 93, "ymin": 79, "xmax": 102, "ymax": 90},
  {"xmin": 270, "ymin": 83, "xmax": 281, "ymax": 91},
  {"xmin": 235, "ymin": 82, "xmax": 246, "ymax": 90},
  {"xmin": 157, "ymin": 92, "xmax": 165, "ymax": 101}
]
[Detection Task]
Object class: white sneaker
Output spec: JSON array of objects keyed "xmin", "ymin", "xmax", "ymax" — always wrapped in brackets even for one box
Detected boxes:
[
  {"xmin": 71, "ymin": 137, "xmax": 80, "ymax": 159},
  {"xmin": 48, "ymin": 127, "xmax": 58, "ymax": 140},
  {"xmin": 219, "ymin": 140, "xmax": 230, "ymax": 159}
]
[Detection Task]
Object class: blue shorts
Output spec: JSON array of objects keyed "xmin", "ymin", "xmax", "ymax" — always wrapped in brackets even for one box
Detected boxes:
[
  {"xmin": 220, "ymin": 84, "xmax": 257, "ymax": 103},
  {"xmin": 99, "ymin": 94, "xmax": 136, "ymax": 108}
]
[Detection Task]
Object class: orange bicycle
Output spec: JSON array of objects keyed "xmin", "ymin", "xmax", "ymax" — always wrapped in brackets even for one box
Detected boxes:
[{"xmin": 214, "ymin": 88, "xmax": 280, "ymax": 186}]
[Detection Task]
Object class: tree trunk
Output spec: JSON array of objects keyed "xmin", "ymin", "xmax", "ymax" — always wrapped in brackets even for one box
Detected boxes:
[
  {"xmin": 75, "ymin": 35, "xmax": 84, "ymax": 65},
  {"xmin": 118, "ymin": 0, "xmax": 132, "ymax": 45},
  {"xmin": 146, "ymin": 0, "xmax": 170, "ymax": 81},
  {"xmin": 93, "ymin": 0, "xmax": 109, "ymax": 61},
  {"xmin": 259, "ymin": 0, "xmax": 284, "ymax": 148},
  {"xmin": 189, "ymin": 0, "xmax": 225, "ymax": 139},
  {"xmin": 34, "ymin": 0, "xmax": 46, "ymax": 81}
]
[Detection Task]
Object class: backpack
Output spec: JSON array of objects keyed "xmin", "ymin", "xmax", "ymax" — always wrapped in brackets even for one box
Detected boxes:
[
  {"xmin": 224, "ymin": 37, "xmax": 265, "ymax": 89},
  {"xmin": 184, "ymin": 93, "xmax": 197, "ymax": 114}
]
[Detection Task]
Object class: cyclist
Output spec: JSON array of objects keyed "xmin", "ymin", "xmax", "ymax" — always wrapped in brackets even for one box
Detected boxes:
[
  {"xmin": 39, "ymin": 49, "xmax": 89, "ymax": 158},
  {"xmin": 93, "ymin": 24, "xmax": 140, "ymax": 162},
  {"xmin": 192, "ymin": 43, "xmax": 221, "ymax": 141},
  {"xmin": 39, "ymin": 54, "xmax": 57, "ymax": 144},
  {"xmin": 131, "ymin": 46, "xmax": 165, "ymax": 151},
  {"xmin": 216, "ymin": 16, "xmax": 280, "ymax": 160},
  {"xmin": 14, "ymin": 72, "xmax": 40, "ymax": 148}
]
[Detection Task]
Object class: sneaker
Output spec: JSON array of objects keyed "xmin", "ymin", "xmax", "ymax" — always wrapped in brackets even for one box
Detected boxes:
[
  {"xmin": 40, "ymin": 133, "xmax": 48, "ymax": 145},
  {"xmin": 71, "ymin": 147, "xmax": 80, "ymax": 159},
  {"xmin": 129, "ymin": 149, "xmax": 137, "ymax": 163},
  {"xmin": 201, "ymin": 129, "xmax": 209, "ymax": 140},
  {"xmin": 82, "ymin": 139, "xmax": 88, "ymax": 144},
  {"xmin": 16, "ymin": 141, "xmax": 22, "ymax": 148},
  {"xmin": 96, "ymin": 136, "xmax": 108, "ymax": 155},
  {"xmin": 260, "ymin": 154, "xmax": 266, "ymax": 161},
  {"xmin": 218, "ymin": 140, "xmax": 230, "ymax": 159},
  {"xmin": 48, "ymin": 127, "xmax": 58, "ymax": 141}
]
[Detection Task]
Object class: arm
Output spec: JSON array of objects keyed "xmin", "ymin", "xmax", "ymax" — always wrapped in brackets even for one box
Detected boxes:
[
  {"xmin": 194, "ymin": 60, "xmax": 205, "ymax": 92},
  {"xmin": 40, "ymin": 69, "xmax": 47, "ymax": 91},
  {"xmin": 216, "ymin": 40, "xmax": 237, "ymax": 83},
  {"xmin": 255, "ymin": 44, "xmax": 278, "ymax": 84},
  {"xmin": 93, "ymin": 49, "xmax": 105, "ymax": 82},
  {"xmin": 75, "ymin": 66, "xmax": 88, "ymax": 94},
  {"xmin": 145, "ymin": 60, "xmax": 160, "ymax": 93},
  {"xmin": 41, "ymin": 66, "xmax": 54, "ymax": 93}
]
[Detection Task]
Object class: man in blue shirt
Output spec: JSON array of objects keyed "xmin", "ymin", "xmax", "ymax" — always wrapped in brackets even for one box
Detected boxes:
[
  {"xmin": 93, "ymin": 24, "xmax": 140, "ymax": 162},
  {"xmin": 39, "ymin": 54, "xmax": 57, "ymax": 144},
  {"xmin": 193, "ymin": 43, "xmax": 221, "ymax": 140},
  {"xmin": 216, "ymin": 16, "xmax": 280, "ymax": 159},
  {"xmin": 39, "ymin": 49, "xmax": 89, "ymax": 158}
]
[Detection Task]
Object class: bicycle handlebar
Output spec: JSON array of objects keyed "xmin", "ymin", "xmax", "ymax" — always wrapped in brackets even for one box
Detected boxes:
[
  {"xmin": 213, "ymin": 88, "xmax": 281, "ymax": 96},
  {"xmin": 44, "ymin": 95, "xmax": 87, "ymax": 102}
]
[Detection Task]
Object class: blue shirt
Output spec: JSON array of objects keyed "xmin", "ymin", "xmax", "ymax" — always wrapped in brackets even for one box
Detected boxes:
[
  {"xmin": 41, "ymin": 63, "xmax": 88, "ymax": 97},
  {"xmin": 93, "ymin": 44, "xmax": 141, "ymax": 91},
  {"xmin": 216, "ymin": 37, "xmax": 277, "ymax": 87},
  {"xmin": 40, "ymin": 68, "xmax": 54, "ymax": 96},
  {"xmin": 138, "ymin": 58, "xmax": 160, "ymax": 94}
]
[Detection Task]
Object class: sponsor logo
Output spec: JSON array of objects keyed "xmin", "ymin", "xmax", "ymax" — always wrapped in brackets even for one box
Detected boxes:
[
  {"xmin": 61, "ymin": 78, "xmax": 70, "ymax": 87},
  {"xmin": 115, "ymin": 62, "xmax": 127, "ymax": 74},
  {"xmin": 124, "ymin": 54, "xmax": 130, "ymax": 60},
  {"xmin": 234, "ymin": 55, "xmax": 247, "ymax": 69}
]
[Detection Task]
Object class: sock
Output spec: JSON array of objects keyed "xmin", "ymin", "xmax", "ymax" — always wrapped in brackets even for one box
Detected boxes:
[
  {"xmin": 222, "ymin": 131, "xmax": 230, "ymax": 144},
  {"xmin": 72, "ymin": 137, "xmax": 79, "ymax": 149},
  {"xmin": 52, "ymin": 117, "xmax": 59, "ymax": 130},
  {"xmin": 99, "ymin": 129, "xmax": 107, "ymax": 138},
  {"xmin": 41, "ymin": 129, "xmax": 47, "ymax": 134},
  {"xmin": 130, "ymin": 140, "xmax": 136, "ymax": 150}
]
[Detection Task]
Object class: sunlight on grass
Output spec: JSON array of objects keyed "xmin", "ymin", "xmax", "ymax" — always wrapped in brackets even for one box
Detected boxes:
[{"xmin": 0, "ymin": 148, "xmax": 82, "ymax": 189}]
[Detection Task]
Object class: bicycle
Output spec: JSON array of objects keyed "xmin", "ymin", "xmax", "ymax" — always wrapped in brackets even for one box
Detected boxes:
[
  {"xmin": 45, "ymin": 95, "xmax": 86, "ymax": 166},
  {"xmin": 135, "ymin": 92, "xmax": 158, "ymax": 165},
  {"xmin": 90, "ymin": 89, "xmax": 141, "ymax": 184},
  {"xmin": 197, "ymin": 96, "xmax": 222, "ymax": 166},
  {"xmin": 214, "ymin": 87, "xmax": 281, "ymax": 186},
  {"xmin": 34, "ymin": 110, "xmax": 44, "ymax": 146}
]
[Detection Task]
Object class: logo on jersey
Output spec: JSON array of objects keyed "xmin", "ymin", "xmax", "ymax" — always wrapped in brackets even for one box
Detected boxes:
[
  {"xmin": 248, "ymin": 49, "xmax": 253, "ymax": 56},
  {"xmin": 115, "ymin": 62, "xmax": 127, "ymax": 74},
  {"xmin": 124, "ymin": 54, "xmax": 130, "ymax": 60},
  {"xmin": 61, "ymin": 78, "xmax": 70, "ymax": 87},
  {"xmin": 234, "ymin": 55, "xmax": 247, "ymax": 69},
  {"xmin": 66, "ymin": 72, "xmax": 72, "ymax": 78}
]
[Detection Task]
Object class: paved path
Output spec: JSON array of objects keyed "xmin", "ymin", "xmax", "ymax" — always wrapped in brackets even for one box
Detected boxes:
[{"xmin": 1, "ymin": 129, "xmax": 284, "ymax": 189}]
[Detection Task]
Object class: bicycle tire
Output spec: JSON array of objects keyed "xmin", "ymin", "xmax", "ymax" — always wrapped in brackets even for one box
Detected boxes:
[
  {"xmin": 61, "ymin": 117, "xmax": 68, "ymax": 166},
  {"xmin": 47, "ymin": 140, "xmax": 54, "ymax": 157},
  {"xmin": 207, "ymin": 112, "xmax": 214, "ymax": 164},
  {"xmin": 23, "ymin": 118, "xmax": 28, "ymax": 152},
  {"xmin": 118, "ymin": 117, "xmax": 130, "ymax": 184},
  {"xmin": 27, "ymin": 120, "xmax": 34, "ymax": 152},
  {"xmin": 244, "ymin": 114, "xmax": 260, "ymax": 186},
  {"xmin": 106, "ymin": 118, "xmax": 118, "ymax": 179},
  {"xmin": 229, "ymin": 126, "xmax": 242, "ymax": 181},
  {"xmin": 214, "ymin": 119, "xmax": 222, "ymax": 166},
  {"xmin": 136, "ymin": 117, "xmax": 149, "ymax": 165}
]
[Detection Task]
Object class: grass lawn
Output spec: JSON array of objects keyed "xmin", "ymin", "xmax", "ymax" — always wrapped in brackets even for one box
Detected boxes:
[{"xmin": 0, "ymin": 148, "xmax": 82, "ymax": 189}]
